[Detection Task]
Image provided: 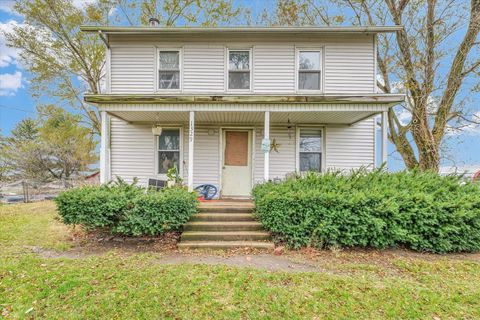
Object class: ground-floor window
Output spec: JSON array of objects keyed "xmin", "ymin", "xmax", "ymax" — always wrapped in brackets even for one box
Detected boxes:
[
  {"xmin": 157, "ymin": 128, "xmax": 181, "ymax": 174},
  {"xmin": 299, "ymin": 128, "xmax": 322, "ymax": 172}
]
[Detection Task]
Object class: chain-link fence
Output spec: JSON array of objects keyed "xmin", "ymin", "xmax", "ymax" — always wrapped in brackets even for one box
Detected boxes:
[{"xmin": 1, "ymin": 174, "xmax": 99, "ymax": 204}]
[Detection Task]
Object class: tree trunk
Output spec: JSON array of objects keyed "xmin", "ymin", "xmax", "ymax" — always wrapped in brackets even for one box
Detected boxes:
[
  {"xmin": 418, "ymin": 143, "xmax": 440, "ymax": 172},
  {"xmin": 391, "ymin": 137, "xmax": 419, "ymax": 169}
]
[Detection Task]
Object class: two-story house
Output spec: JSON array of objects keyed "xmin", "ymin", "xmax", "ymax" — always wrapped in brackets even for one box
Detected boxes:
[{"xmin": 82, "ymin": 26, "xmax": 404, "ymax": 198}]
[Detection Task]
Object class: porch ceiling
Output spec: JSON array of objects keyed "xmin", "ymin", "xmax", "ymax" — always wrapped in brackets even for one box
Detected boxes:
[{"xmin": 108, "ymin": 110, "xmax": 379, "ymax": 125}]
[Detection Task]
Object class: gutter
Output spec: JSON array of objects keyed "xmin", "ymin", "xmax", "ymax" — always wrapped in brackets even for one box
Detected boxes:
[
  {"xmin": 79, "ymin": 25, "xmax": 404, "ymax": 34},
  {"xmin": 84, "ymin": 93, "xmax": 406, "ymax": 105}
]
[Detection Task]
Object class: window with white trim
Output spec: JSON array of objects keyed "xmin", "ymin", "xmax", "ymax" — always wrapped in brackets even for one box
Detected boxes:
[
  {"xmin": 228, "ymin": 50, "xmax": 251, "ymax": 90},
  {"xmin": 299, "ymin": 129, "xmax": 322, "ymax": 172},
  {"xmin": 297, "ymin": 50, "xmax": 322, "ymax": 91},
  {"xmin": 158, "ymin": 50, "xmax": 180, "ymax": 90},
  {"xmin": 157, "ymin": 129, "xmax": 181, "ymax": 174}
]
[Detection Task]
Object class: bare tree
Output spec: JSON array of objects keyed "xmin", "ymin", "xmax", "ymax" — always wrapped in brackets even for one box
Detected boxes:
[
  {"xmin": 343, "ymin": 0, "xmax": 480, "ymax": 171},
  {"xmin": 4, "ymin": 0, "xmax": 246, "ymax": 135},
  {"xmin": 266, "ymin": 0, "xmax": 480, "ymax": 172}
]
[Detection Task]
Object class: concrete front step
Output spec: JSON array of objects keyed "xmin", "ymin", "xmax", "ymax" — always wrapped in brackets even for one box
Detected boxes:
[
  {"xmin": 191, "ymin": 213, "xmax": 256, "ymax": 222},
  {"xmin": 184, "ymin": 221, "xmax": 263, "ymax": 231},
  {"xmin": 181, "ymin": 231, "xmax": 270, "ymax": 241},
  {"xmin": 178, "ymin": 241, "xmax": 274, "ymax": 250},
  {"xmin": 179, "ymin": 201, "xmax": 274, "ymax": 249},
  {"xmin": 198, "ymin": 206, "xmax": 253, "ymax": 213}
]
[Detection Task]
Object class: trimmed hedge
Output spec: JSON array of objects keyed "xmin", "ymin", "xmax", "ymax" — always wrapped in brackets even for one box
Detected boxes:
[
  {"xmin": 55, "ymin": 183, "xmax": 198, "ymax": 236},
  {"xmin": 252, "ymin": 169, "xmax": 480, "ymax": 253}
]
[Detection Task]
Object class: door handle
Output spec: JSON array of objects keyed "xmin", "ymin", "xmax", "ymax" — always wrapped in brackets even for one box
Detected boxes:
[{"xmin": 222, "ymin": 166, "xmax": 225, "ymax": 169}]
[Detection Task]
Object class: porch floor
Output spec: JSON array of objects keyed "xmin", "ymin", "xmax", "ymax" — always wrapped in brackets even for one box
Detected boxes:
[{"xmin": 178, "ymin": 200, "xmax": 275, "ymax": 250}]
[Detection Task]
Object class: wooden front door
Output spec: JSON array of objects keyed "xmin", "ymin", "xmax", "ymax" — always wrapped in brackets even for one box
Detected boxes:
[{"xmin": 222, "ymin": 130, "xmax": 252, "ymax": 197}]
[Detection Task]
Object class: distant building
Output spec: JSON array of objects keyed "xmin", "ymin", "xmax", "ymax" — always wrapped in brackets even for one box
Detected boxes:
[
  {"xmin": 439, "ymin": 165, "xmax": 480, "ymax": 180},
  {"xmin": 85, "ymin": 171, "xmax": 100, "ymax": 185}
]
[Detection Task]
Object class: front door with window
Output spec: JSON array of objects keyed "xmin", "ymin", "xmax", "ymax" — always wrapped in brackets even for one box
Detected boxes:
[{"xmin": 222, "ymin": 130, "xmax": 252, "ymax": 197}]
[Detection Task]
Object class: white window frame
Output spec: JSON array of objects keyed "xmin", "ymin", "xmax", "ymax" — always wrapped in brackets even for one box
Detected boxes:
[
  {"xmin": 226, "ymin": 48, "xmax": 253, "ymax": 92},
  {"xmin": 156, "ymin": 48, "xmax": 183, "ymax": 92},
  {"xmin": 154, "ymin": 127, "xmax": 183, "ymax": 180},
  {"xmin": 296, "ymin": 127, "xmax": 325, "ymax": 173},
  {"xmin": 295, "ymin": 47, "xmax": 324, "ymax": 93}
]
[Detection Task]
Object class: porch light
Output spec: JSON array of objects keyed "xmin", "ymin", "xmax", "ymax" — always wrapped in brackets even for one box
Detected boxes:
[
  {"xmin": 287, "ymin": 118, "xmax": 292, "ymax": 139},
  {"xmin": 152, "ymin": 125, "xmax": 162, "ymax": 136}
]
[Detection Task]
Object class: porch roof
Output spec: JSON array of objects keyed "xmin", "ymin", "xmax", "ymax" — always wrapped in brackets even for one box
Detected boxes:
[
  {"xmin": 106, "ymin": 110, "xmax": 379, "ymax": 125},
  {"xmin": 85, "ymin": 93, "xmax": 405, "ymax": 105},
  {"xmin": 101, "ymin": 101, "xmax": 391, "ymax": 125}
]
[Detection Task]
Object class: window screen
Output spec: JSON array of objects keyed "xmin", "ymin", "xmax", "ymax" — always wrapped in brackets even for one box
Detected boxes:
[
  {"xmin": 158, "ymin": 129, "xmax": 180, "ymax": 174},
  {"xmin": 159, "ymin": 51, "xmax": 180, "ymax": 90},
  {"xmin": 228, "ymin": 50, "xmax": 250, "ymax": 90},
  {"xmin": 299, "ymin": 129, "xmax": 322, "ymax": 172},
  {"xmin": 298, "ymin": 51, "xmax": 321, "ymax": 90}
]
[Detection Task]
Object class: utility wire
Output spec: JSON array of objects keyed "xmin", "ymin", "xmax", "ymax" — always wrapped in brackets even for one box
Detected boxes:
[
  {"xmin": 0, "ymin": 104, "xmax": 37, "ymax": 115},
  {"xmin": 0, "ymin": 104, "xmax": 53, "ymax": 117}
]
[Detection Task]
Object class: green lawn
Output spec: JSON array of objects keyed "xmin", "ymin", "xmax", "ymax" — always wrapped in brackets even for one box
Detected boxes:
[{"xmin": 1, "ymin": 202, "xmax": 479, "ymax": 319}]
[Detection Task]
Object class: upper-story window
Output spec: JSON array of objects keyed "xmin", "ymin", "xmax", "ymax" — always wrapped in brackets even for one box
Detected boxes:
[
  {"xmin": 158, "ymin": 50, "xmax": 181, "ymax": 90},
  {"xmin": 228, "ymin": 49, "xmax": 251, "ymax": 91},
  {"xmin": 297, "ymin": 50, "xmax": 322, "ymax": 91}
]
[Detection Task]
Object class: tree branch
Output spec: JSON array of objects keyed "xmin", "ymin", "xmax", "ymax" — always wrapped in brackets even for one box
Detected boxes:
[
  {"xmin": 461, "ymin": 59, "xmax": 480, "ymax": 76},
  {"xmin": 385, "ymin": 0, "xmax": 423, "ymax": 101},
  {"xmin": 432, "ymin": 0, "xmax": 480, "ymax": 144},
  {"xmin": 423, "ymin": 0, "xmax": 436, "ymax": 98}
]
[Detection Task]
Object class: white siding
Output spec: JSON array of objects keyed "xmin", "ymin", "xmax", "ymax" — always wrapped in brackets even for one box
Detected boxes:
[
  {"xmin": 183, "ymin": 45, "xmax": 225, "ymax": 93},
  {"xmin": 110, "ymin": 121, "xmax": 219, "ymax": 188},
  {"xmin": 253, "ymin": 44, "xmax": 295, "ymax": 93},
  {"xmin": 324, "ymin": 36, "xmax": 375, "ymax": 93},
  {"xmin": 110, "ymin": 117, "xmax": 155, "ymax": 185},
  {"xmin": 110, "ymin": 45, "xmax": 155, "ymax": 93},
  {"xmin": 254, "ymin": 126, "xmax": 296, "ymax": 184},
  {"xmin": 325, "ymin": 118, "xmax": 375, "ymax": 170},
  {"xmin": 253, "ymin": 121, "xmax": 375, "ymax": 183},
  {"xmin": 183, "ymin": 127, "xmax": 220, "ymax": 188},
  {"xmin": 108, "ymin": 35, "xmax": 375, "ymax": 95},
  {"xmin": 109, "ymin": 116, "xmax": 375, "ymax": 191}
]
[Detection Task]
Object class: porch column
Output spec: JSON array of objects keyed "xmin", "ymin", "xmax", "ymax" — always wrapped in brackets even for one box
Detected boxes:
[
  {"xmin": 100, "ymin": 111, "xmax": 109, "ymax": 184},
  {"xmin": 188, "ymin": 111, "xmax": 195, "ymax": 191},
  {"xmin": 264, "ymin": 111, "xmax": 270, "ymax": 181},
  {"xmin": 381, "ymin": 111, "xmax": 388, "ymax": 167}
]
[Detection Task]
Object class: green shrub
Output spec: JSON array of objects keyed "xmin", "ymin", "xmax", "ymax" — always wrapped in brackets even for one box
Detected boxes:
[
  {"xmin": 113, "ymin": 188, "xmax": 198, "ymax": 236},
  {"xmin": 55, "ymin": 182, "xmax": 198, "ymax": 236},
  {"xmin": 253, "ymin": 169, "xmax": 480, "ymax": 253}
]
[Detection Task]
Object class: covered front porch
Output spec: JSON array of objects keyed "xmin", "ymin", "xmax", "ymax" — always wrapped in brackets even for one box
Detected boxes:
[{"xmin": 95, "ymin": 100, "xmax": 393, "ymax": 198}]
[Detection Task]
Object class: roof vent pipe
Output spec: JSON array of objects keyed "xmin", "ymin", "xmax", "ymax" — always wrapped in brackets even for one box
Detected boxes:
[{"xmin": 149, "ymin": 17, "xmax": 160, "ymax": 27}]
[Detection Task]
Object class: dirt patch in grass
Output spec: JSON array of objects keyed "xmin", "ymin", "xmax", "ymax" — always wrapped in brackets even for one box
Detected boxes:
[
  {"xmin": 26, "ymin": 230, "xmax": 182, "ymax": 259},
  {"xmin": 83, "ymin": 230, "xmax": 181, "ymax": 252},
  {"xmin": 2, "ymin": 202, "xmax": 480, "ymax": 319},
  {"xmin": 27, "ymin": 243, "xmax": 320, "ymax": 273},
  {"xmin": 289, "ymin": 246, "xmax": 480, "ymax": 264},
  {"xmin": 282, "ymin": 246, "xmax": 480, "ymax": 278},
  {"xmin": 24, "ymin": 235, "xmax": 480, "ymax": 276},
  {"xmin": 17, "ymin": 218, "xmax": 480, "ymax": 276},
  {"xmin": 3, "ymin": 201, "xmax": 480, "ymax": 276},
  {"xmin": 154, "ymin": 253, "xmax": 320, "ymax": 273}
]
